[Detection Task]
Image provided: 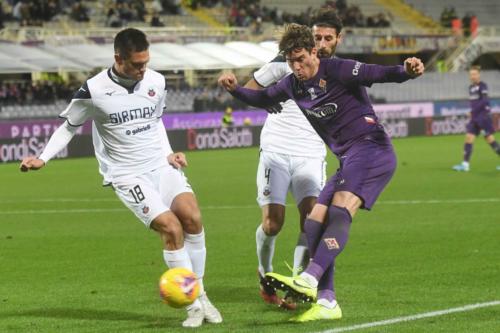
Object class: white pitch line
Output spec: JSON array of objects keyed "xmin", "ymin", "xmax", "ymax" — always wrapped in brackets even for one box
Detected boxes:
[
  {"xmin": 316, "ymin": 300, "xmax": 500, "ymax": 333},
  {"xmin": 0, "ymin": 198, "xmax": 499, "ymax": 215}
]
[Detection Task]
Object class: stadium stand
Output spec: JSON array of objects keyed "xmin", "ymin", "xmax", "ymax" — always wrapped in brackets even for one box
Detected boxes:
[{"xmin": 405, "ymin": 0, "xmax": 499, "ymax": 27}]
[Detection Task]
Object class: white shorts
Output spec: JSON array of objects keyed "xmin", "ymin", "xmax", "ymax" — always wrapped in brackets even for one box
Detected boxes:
[
  {"xmin": 256, "ymin": 150, "xmax": 326, "ymax": 207},
  {"xmin": 112, "ymin": 165, "xmax": 193, "ymax": 227}
]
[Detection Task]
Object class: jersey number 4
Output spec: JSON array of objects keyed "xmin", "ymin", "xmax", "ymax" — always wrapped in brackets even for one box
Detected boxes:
[
  {"xmin": 264, "ymin": 168, "xmax": 271, "ymax": 185},
  {"xmin": 129, "ymin": 185, "xmax": 145, "ymax": 203}
]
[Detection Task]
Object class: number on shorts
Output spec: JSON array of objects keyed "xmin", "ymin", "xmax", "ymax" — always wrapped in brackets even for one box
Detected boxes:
[
  {"xmin": 129, "ymin": 185, "xmax": 145, "ymax": 203},
  {"xmin": 264, "ymin": 168, "xmax": 271, "ymax": 184}
]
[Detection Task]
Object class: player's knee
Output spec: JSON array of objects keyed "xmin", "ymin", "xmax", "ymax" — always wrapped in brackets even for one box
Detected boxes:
[
  {"xmin": 181, "ymin": 209, "xmax": 203, "ymax": 234},
  {"xmin": 152, "ymin": 217, "xmax": 183, "ymax": 238},
  {"xmin": 262, "ymin": 216, "xmax": 283, "ymax": 235}
]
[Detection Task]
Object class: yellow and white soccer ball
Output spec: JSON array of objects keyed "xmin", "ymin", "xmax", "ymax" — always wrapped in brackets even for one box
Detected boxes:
[{"xmin": 159, "ymin": 268, "xmax": 200, "ymax": 308}]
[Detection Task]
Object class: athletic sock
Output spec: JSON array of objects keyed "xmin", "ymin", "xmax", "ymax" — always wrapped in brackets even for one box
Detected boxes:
[
  {"xmin": 489, "ymin": 141, "xmax": 500, "ymax": 155},
  {"xmin": 184, "ymin": 229, "xmax": 206, "ymax": 294},
  {"xmin": 305, "ymin": 205, "xmax": 352, "ymax": 280},
  {"xmin": 256, "ymin": 225, "xmax": 276, "ymax": 276},
  {"xmin": 303, "ymin": 218, "xmax": 324, "ymax": 257},
  {"xmin": 163, "ymin": 247, "xmax": 193, "ymax": 271},
  {"xmin": 293, "ymin": 232, "xmax": 309, "ymax": 275},
  {"xmin": 464, "ymin": 143, "xmax": 473, "ymax": 162}
]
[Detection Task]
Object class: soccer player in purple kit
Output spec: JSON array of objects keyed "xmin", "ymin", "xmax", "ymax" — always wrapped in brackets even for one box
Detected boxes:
[
  {"xmin": 452, "ymin": 66, "xmax": 500, "ymax": 171},
  {"xmin": 218, "ymin": 23, "xmax": 424, "ymax": 322}
]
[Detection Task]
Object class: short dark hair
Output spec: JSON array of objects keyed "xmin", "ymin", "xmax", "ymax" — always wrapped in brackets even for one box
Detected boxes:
[
  {"xmin": 469, "ymin": 65, "xmax": 481, "ymax": 72},
  {"xmin": 311, "ymin": 8, "xmax": 343, "ymax": 35},
  {"xmin": 279, "ymin": 23, "xmax": 315, "ymax": 55},
  {"xmin": 114, "ymin": 28, "xmax": 149, "ymax": 59}
]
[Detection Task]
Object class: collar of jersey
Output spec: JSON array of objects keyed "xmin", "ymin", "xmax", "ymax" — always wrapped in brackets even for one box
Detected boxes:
[{"xmin": 107, "ymin": 67, "xmax": 140, "ymax": 94}]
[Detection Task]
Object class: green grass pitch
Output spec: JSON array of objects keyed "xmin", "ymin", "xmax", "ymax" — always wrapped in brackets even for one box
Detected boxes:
[{"xmin": 0, "ymin": 134, "xmax": 499, "ymax": 333}]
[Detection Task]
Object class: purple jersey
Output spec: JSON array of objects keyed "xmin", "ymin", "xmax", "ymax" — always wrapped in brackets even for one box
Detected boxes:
[
  {"xmin": 469, "ymin": 81, "xmax": 490, "ymax": 118},
  {"xmin": 231, "ymin": 58, "xmax": 412, "ymax": 155}
]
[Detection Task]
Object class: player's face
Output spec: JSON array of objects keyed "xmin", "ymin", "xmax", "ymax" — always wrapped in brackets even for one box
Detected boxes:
[
  {"xmin": 469, "ymin": 69, "xmax": 480, "ymax": 84},
  {"xmin": 286, "ymin": 48, "xmax": 319, "ymax": 81},
  {"xmin": 115, "ymin": 50, "xmax": 150, "ymax": 81},
  {"xmin": 313, "ymin": 26, "xmax": 340, "ymax": 58}
]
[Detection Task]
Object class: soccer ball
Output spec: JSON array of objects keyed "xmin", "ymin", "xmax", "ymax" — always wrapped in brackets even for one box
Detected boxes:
[{"xmin": 159, "ymin": 267, "xmax": 200, "ymax": 308}]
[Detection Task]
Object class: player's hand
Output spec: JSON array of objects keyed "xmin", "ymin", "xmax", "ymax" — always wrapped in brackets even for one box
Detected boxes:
[
  {"xmin": 19, "ymin": 156, "xmax": 45, "ymax": 172},
  {"xmin": 404, "ymin": 57, "xmax": 424, "ymax": 78},
  {"xmin": 167, "ymin": 152, "xmax": 188, "ymax": 169},
  {"xmin": 266, "ymin": 103, "xmax": 283, "ymax": 114},
  {"xmin": 218, "ymin": 73, "xmax": 238, "ymax": 92}
]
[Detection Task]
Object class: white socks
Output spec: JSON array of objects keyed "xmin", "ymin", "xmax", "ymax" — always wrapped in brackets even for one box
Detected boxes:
[
  {"xmin": 163, "ymin": 247, "xmax": 193, "ymax": 271},
  {"xmin": 317, "ymin": 298, "xmax": 338, "ymax": 309},
  {"xmin": 300, "ymin": 271, "xmax": 319, "ymax": 288},
  {"xmin": 293, "ymin": 232, "xmax": 309, "ymax": 276},
  {"xmin": 184, "ymin": 229, "xmax": 206, "ymax": 295},
  {"xmin": 256, "ymin": 225, "xmax": 276, "ymax": 276}
]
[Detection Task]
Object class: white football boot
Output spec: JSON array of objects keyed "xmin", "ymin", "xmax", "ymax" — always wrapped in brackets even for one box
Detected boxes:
[
  {"xmin": 199, "ymin": 292, "xmax": 222, "ymax": 324},
  {"xmin": 182, "ymin": 300, "xmax": 204, "ymax": 328}
]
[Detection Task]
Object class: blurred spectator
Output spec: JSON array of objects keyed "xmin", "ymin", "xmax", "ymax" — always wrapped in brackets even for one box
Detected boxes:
[
  {"xmin": 162, "ymin": 0, "xmax": 182, "ymax": 15},
  {"xmin": 151, "ymin": 11, "xmax": 165, "ymax": 27},
  {"xmin": 221, "ymin": 106, "xmax": 234, "ymax": 127},
  {"xmin": 0, "ymin": 3, "xmax": 5, "ymax": 29},
  {"xmin": 106, "ymin": 8, "xmax": 122, "ymax": 27},
  {"xmin": 70, "ymin": 1, "xmax": 89, "ymax": 22}
]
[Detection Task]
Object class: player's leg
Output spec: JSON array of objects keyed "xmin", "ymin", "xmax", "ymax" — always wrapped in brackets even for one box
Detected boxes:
[
  {"xmin": 256, "ymin": 151, "xmax": 290, "ymax": 304},
  {"xmin": 481, "ymin": 116, "xmax": 500, "ymax": 168},
  {"xmin": 271, "ymin": 140, "xmax": 397, "ymax": 321},
  {"xmin": 453, "ymin": 122, "xmax": 478, "ymax": 171},
  {"xmin": 162, "ymin": 167, "xmax": 222, "ymax": 326},
  {"xmin": 291, "ymin": 156, "xmax": 326, "ymax": 277},
  {"xmin": 294, "ymin": 197, "xmax": 315, "ymax": 275}
]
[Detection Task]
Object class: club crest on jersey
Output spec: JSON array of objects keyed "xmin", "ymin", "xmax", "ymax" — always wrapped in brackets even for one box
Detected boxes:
[
  {"xmin": 142, "ymin": 206, "xmax": 150, "ymax": 214},
  {"xmin": 319, "ymin": 79, "xmax": 327, "ymax": 91},
  {"xmin": 263, "ymin": 187, "xmax": 271, "ymax": 196},
  {"xmin": 308, "ymin": 87, "xmax": 318, "ymax": 100},
  {"xmin": 324, "ymin": 238, "xmax": 340, "ymax": 250},
  {"xmin": 148, "ymin": 88, "xmax": 156, "ymax": 97}
]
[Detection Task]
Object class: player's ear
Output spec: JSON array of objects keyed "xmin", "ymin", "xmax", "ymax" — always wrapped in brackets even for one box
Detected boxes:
[{"xmin": 114, "ymin": 53, "xmax": 123, "ymax": 65}]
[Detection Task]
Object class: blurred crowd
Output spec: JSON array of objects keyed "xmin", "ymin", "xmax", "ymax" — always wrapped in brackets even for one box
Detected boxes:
[
  {"xmin": 0, "ymin": 79, "xmax": 245, "ymax": 113},
  {"xmin": 0, "ymin": 0, "xmax": 392, "ymax": 30},
  {"xmin": 0, "ymin": 80, "xmax": 79, "ymax": 106},
  {"xmin": 205, "ymin": 0, "xmax": 391, "ymax": 32},
  {"xmin": 440, "ymin": 6, "xmax": 478, "ymax": 37},
  {"xmin": 0, "ymin": 0, "xmax": 180, "ymax": 28}
]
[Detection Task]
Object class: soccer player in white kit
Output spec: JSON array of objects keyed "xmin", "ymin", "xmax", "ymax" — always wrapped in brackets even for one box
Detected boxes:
[
  {"xmin": 19, "ymin": 28, "xmax": 222, "ymax": 328},
  {"xmin": 246, "ymin": 9, "xmax": 343, "ymax": 308}
]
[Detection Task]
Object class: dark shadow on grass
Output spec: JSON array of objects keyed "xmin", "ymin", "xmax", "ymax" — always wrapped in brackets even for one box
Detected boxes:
[{"xmin": 1, "ymin": 307, "xmax": 176, "ymax": 324}]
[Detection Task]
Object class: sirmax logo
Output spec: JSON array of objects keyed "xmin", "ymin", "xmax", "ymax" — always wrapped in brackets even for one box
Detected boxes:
[{"xmin": 303, "ymin": 103, "xmax": 338, "ymax": 119}]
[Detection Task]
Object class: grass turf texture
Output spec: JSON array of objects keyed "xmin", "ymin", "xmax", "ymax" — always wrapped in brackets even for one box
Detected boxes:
[{"xmin": 0, "ymin": 134, "xmax": 499, "ymax": 333}]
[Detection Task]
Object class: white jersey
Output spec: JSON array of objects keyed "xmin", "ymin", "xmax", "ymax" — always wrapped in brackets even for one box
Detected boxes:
[
  {"xmin": 253, "ymin": 56, "xmax": 326, "ymax": 158},
  {"xmin": 60, "ymin": 68, "xmax": 172, "ymax": 183}
]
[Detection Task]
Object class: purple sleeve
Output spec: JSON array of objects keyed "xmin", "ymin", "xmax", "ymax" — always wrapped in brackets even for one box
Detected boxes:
[
  {"xmin": 334, "ymin": 59, "xmax": 412, "ymax": 87},
  {"xmin": 230, "ymin": 82, "xmax": 289, "ymax": 109}
]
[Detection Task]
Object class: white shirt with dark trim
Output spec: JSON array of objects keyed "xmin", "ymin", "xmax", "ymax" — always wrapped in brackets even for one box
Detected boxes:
[
  {"xmin": 254, "ymin": 56, "xmax": 326, "ymax": 158},
  {"xmin": 60, "ymin": 68, "xmax": 171, "ymax": 183}
]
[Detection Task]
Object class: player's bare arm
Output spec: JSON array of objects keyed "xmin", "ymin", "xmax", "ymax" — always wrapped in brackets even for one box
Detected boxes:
[
  {"xmin": 19, "ymin": 156, "xmax": 45, "ymax": 172},
  {"xmin": 404, "ymin": 57, "xmax": 425, "ymax": 77},
  {"xmin": 168, "ymin": 152, "xmax": 188, "ymax": 169}
]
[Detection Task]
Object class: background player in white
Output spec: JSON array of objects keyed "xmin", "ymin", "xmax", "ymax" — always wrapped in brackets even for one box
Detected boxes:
[
  {"xmin": 19, "ymin": 28, "xmax": 222, "ymax": 328},
  {"xmin": 244, "ymin": 9, "xmax": 343, "ymax": 308}
]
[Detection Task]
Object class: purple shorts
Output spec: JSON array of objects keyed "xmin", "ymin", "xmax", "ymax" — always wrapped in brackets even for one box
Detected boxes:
[
  {"xmin": 318, "ymin": 138, "xmax": 397, "ymax": 210},
  {"xmin": 466, "ymin": 115, "xmax": 495, "ymax": 136}
]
